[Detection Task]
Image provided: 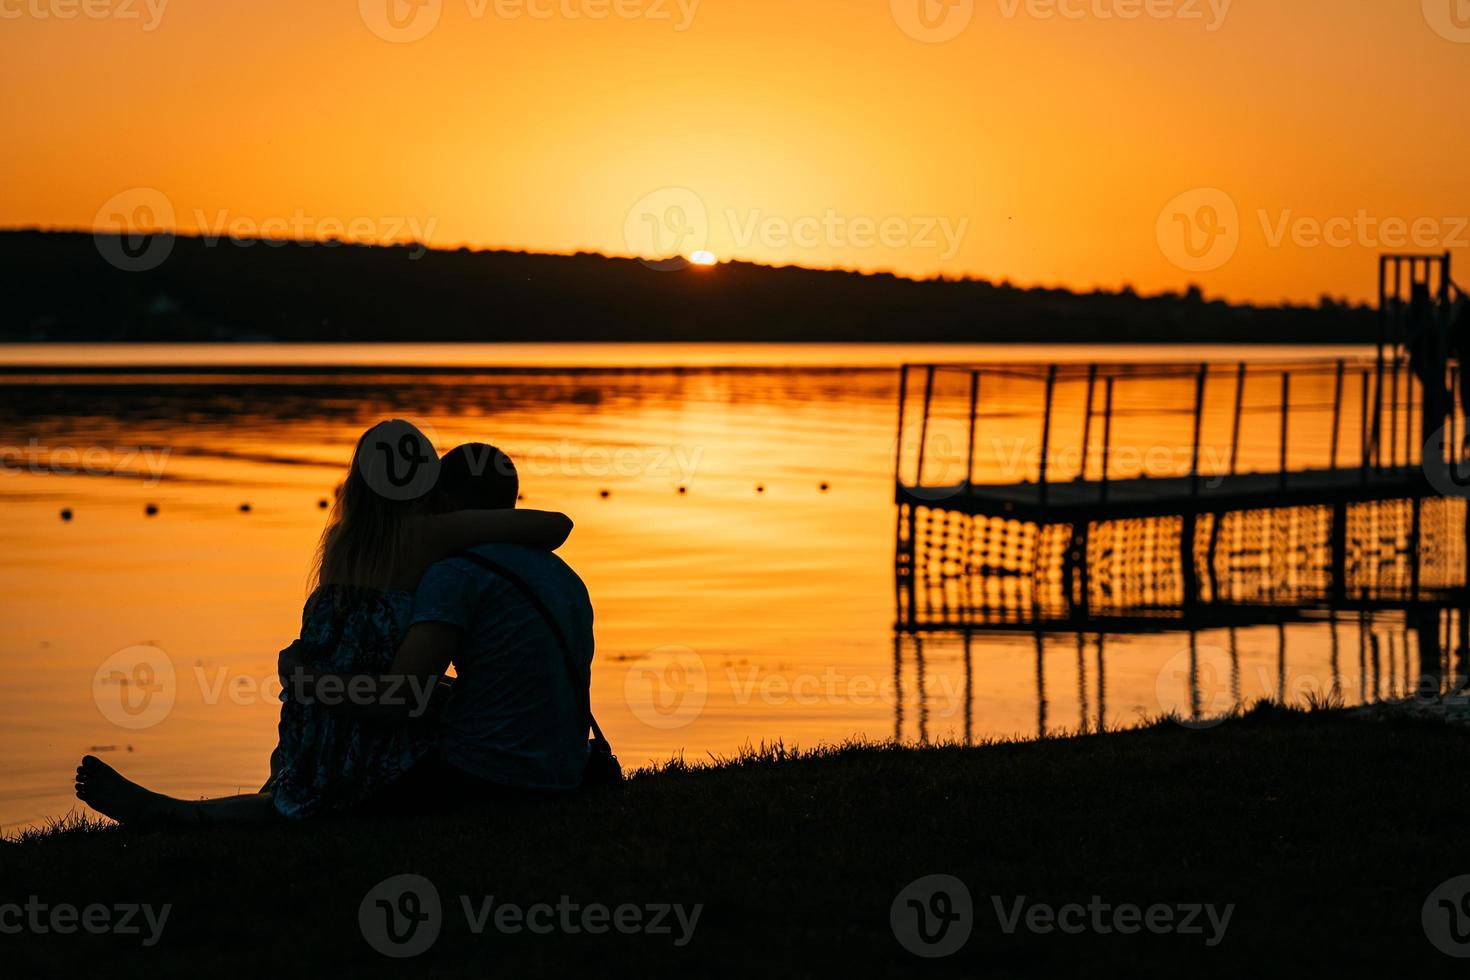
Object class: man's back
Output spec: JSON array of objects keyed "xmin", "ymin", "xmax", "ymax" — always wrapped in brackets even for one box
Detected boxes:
[{"xmin": 409, "ymin": 543, "xmax": 594, "ymax": 791}]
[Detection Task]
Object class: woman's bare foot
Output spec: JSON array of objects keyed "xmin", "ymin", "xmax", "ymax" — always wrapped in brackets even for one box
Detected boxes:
[{"xmin": 74, "ymin": 755, "xmax": 182, "ymax": 826}]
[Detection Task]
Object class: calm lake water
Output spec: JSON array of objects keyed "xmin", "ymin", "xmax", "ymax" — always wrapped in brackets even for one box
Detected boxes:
[{"xmin": 0, "ymin": 342, "xmax": 1422, "ymax": 833}]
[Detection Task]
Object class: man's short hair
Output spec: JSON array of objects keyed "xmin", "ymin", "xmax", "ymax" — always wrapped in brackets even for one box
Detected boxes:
[{"xmin": 434, "ymin": 443, "xmax": 519, "ymax": 511}]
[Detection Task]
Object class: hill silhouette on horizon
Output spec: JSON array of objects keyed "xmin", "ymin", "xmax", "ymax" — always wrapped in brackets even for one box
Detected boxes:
[{"xmin": 0, "ymin": 230, "xmax": 1376, "ymax": 344}]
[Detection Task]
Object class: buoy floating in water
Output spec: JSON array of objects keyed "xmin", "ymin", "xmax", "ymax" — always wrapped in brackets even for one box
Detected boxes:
[
  {"xmin": 317, "ymin": 499, "xmax": 329, "ymax": 510},
  {"xmin": 755, "ymin": 485, "xmax": 765, "ymax": 494},
  {"xmin": 239, "ymin": 503, "xmax": 252, "ymax": 513},
  {"xmin": 599, "ymin": 490, "xmax": 611, "ymax": 499},
  {"xmin": 145, "ymin": 503, "xmax": 159, "ymax": 516},
  {"xmin": 60, "ymin": 508, "xmax": 73, "ymax": 522},
  {"xmin": 819, "ymin": 482, "xmax": 830, "ymax": 492},
  {"xmin": 677, "ymin": 486, "xmax": 687, "ymax": 495}
]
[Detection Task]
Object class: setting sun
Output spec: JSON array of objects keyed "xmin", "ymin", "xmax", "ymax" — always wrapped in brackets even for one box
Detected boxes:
[{"xmin": 689, "ymin": 250, "xmax": 717, "ymax": 266}]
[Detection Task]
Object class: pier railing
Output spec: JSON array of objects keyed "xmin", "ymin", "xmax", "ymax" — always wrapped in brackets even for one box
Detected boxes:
[{"xmin": 895, "ymin": 355, "xmax": 1458, "ymax": 511}]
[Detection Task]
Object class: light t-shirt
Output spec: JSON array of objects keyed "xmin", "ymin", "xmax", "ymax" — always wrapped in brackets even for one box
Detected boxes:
[{"xmin": 409, "ymin": 543, "xmax": 593, "ymax": 791}]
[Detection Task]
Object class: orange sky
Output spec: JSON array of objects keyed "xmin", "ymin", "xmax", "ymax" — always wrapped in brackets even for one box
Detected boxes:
[{"xmin": 1, "ymin": 0, "xmax": 1467, "ymax": 305}]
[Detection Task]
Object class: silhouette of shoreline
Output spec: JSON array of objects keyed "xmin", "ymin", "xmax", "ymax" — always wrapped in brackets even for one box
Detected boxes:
[
  {"xmin": 3, "ymin": 231, "xmax": 1375, "ymax": 345},
  {"xmin": 7, "ymin": 706, "xmax": 1467, "ymax": 975}
]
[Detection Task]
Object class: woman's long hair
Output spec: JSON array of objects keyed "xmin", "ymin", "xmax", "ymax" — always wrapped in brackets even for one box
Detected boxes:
[{"xmin": 310, "ymin": 420, "xmax": 440, "ymax": 592}]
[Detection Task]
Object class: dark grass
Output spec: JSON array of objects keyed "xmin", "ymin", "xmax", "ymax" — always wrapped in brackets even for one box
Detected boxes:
[{"xmin": 5, "ymin": 703, "xmax": 1469, "ymax": 978}]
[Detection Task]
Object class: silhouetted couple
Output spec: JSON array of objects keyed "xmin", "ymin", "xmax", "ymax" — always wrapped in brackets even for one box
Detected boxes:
[{"xmin": 76, "ymin": 420, "xmax": 613, "ymax": 826}]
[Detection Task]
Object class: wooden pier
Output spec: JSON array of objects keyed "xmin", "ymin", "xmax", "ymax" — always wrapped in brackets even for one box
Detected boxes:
[{"xmin": 893, "ymin": 253, "xmax": 1468, "ymax": 631}]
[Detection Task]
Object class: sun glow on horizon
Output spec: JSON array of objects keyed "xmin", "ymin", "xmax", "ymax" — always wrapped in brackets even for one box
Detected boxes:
[
  {"xmin": 0, "ymin": 0, "xmax": 1465, "ymax": 304},
  {"xmin": 690, "ymin": 250, "xmax": 717, "ymax": 267}
]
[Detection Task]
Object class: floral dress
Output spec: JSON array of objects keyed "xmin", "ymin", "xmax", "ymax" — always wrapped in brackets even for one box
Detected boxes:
[{"xmin": 265, "ymin": 585, "xmax": 436, "ymax": 818}]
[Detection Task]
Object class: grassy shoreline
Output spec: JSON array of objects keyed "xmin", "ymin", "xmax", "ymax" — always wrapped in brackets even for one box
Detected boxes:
[{"xmin": 6, "ymin": 704, "xmax": 1468, "ymax": 977}]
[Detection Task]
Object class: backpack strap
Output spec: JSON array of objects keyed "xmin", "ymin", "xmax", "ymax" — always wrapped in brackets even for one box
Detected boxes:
[{"xmin": 452, "ymin": 550, "xmax": 608, "ymax": 752}]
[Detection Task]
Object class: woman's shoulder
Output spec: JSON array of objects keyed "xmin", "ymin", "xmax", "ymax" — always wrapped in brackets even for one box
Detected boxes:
[{"xmin": 304, "ymin": 583, "xmax": 414, "ymax": 618}]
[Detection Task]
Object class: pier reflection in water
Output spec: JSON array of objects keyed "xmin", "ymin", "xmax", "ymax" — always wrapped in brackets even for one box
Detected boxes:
[{"xmin": 891, "ymin": 604, "xmax": 1468, "ymax": 743}]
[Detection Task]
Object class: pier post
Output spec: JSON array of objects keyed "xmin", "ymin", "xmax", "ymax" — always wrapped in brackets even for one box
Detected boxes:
[
  {"xmin": 916, "ymin": 365, "xmax": 935, "ymax": 487},
  {"xmin": 1411, "ymin": 496, "xmax": 1422, "ymax": 601},
  {"xmin": 1038, "ymin": 365, "xmax": 1058, "ymax": 506},
  {"xmin": 894, "ymin": 365, "xmax": 908, "ymax": 483},
  {"xmin": 1068, "ymin": 522, "xmax": 1091, "ymax": 619},
  {"xmin": 1181, "ymin": 512, "xmax": 1199, "ymax": 611},
  {"xmin": 965, "ymin": 370, "xmax": 979, "ymax": 489},
  {"xmin": 1359, "ymin": 370, "xmax": 1370, "ymax": 484},
  {"xmin": 1229, "ymin": 362, "xmax": 1245, "ymax": 476},
  {"xmin": 1330, "ymin": 359, "xmax": 1344, "ymax": 470},
  {"xmin": 1406, "ymin": 362, "xmax": 1418, "ymax": 468},
  {"xmin": 1279, "ymin": 372, "xmax": 1290, "ymax": 491},
  {"xmin": 1450, "ymin": 364, "xmax": 1460, "ymax": 471},
  {"xmin": 1080, "ymin": 364, "xmax": 1097, "ymax": 482},
  {"xmin": 1100, "ymin": 377, "xmax": 1115, "ymax": 503},
  {"xmin": 1331, "ymin": 500, "xmax": 1348, "ymax": 603},
  {"xmin": 1205, "ymin": 511, "xmax": 1223, "ymax": 603},
  {"xmin": 1190, "ymin": 363, "xmax": 1207, "ymax": 498},
  {"xmin": 1412, "ymin": 604, "xmax": 1442, "ymax": 700},
  {"xmin": 1374, "ymin": 255, "xmax": 1387, "ymax": 470},
  {"xmin": 1390, "ymin": 358, "xmax": 1400, "ymax": 470}
]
